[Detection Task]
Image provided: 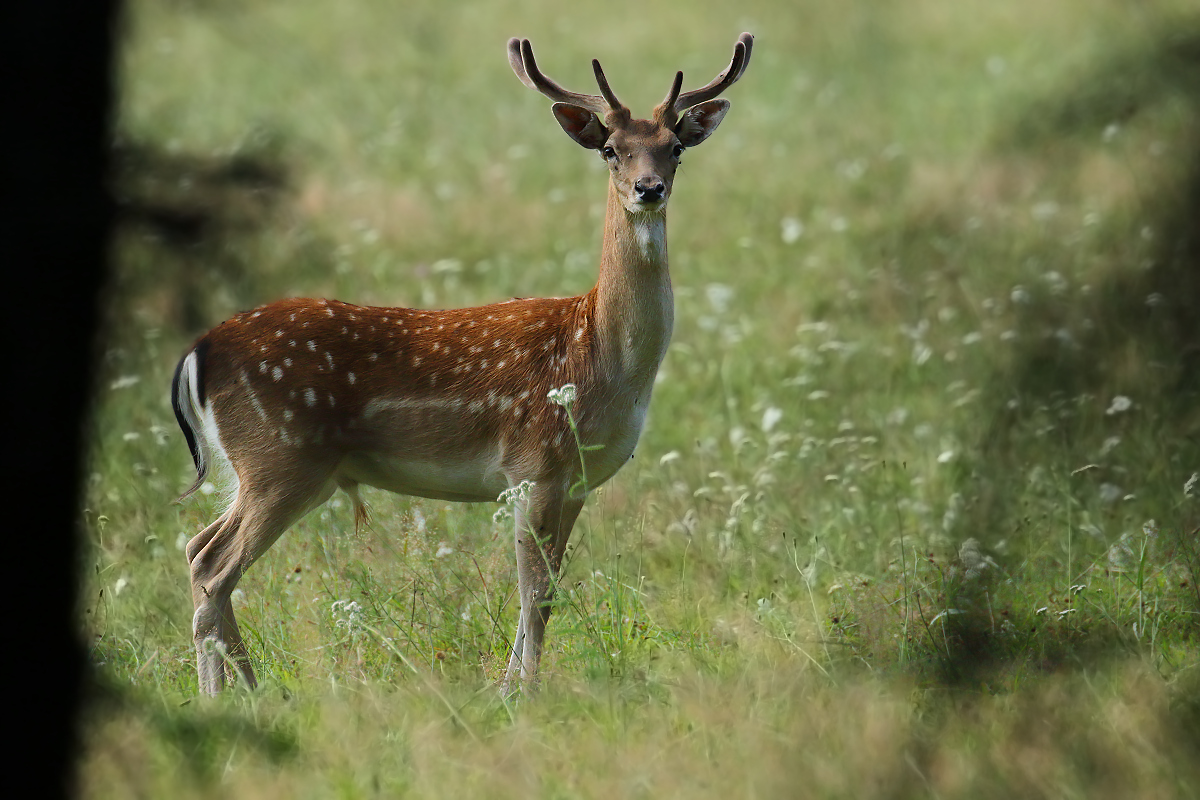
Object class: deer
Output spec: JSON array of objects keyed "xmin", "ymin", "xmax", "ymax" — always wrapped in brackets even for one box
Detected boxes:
[{"xmin": 171, "ymin": 32, "xmax": 753, "ymax": 696}]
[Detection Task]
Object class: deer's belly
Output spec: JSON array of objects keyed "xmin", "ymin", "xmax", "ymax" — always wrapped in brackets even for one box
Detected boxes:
[{"xmin": 337, "ymin": 449, "xmax": 507, "ymax": 503}]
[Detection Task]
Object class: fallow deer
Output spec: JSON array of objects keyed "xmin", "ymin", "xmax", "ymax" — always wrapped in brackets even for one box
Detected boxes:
[{"xmin": 172, "ymin": 33, "xmax": 753, "ymax": 695}]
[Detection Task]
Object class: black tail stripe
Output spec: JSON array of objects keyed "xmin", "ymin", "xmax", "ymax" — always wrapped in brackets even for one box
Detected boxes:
[{"xmin": 171, "ymin": 345, "xmax": 202, "ymax": 473}]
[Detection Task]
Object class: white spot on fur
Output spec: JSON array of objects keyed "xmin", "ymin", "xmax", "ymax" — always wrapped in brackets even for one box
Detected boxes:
[
  {"xmin": 272, "ymin": 367, "xmax": 283, "ymax": 381},
  {"xmin": 304, "ymin": 388, "xmax": 317, "ymax": 407},
  {"xmin": 348, "ymin": 372, "xmax": 357, "ymax": 384}
]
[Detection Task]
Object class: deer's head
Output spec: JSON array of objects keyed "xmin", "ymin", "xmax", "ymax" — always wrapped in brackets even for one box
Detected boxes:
[{"xmin": 508, "ymin": 33, "xmax": 753, "ymax": 215}]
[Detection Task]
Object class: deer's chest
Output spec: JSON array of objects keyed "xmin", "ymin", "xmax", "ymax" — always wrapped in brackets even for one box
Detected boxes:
[{"xmin": 578, "ymin": 384, "xmax": 655, "ymax": 489}]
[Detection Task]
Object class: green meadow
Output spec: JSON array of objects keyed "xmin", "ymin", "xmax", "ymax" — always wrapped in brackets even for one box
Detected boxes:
[{"xmin": 83, "ymin": 0, "xmax": 1200, "ymax": 796}]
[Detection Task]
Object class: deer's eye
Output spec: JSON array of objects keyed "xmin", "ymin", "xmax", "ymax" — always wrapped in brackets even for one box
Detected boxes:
[
  {"xmin": 602, "ymin": 145, "xmax": 618, "ymax": 161},
  {"xmin": 672, "ymin": 144, "xmax": 685, "ymax": 159}
]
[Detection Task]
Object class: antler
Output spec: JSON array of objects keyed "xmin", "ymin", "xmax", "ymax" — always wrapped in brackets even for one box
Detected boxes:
[
  {"xmin": 507, "ymin": 38, "xmax": 628, "ymax": 119},
  {"xmin": 654, "ymin": 32, "xmax": 754, "ymax": 126}
]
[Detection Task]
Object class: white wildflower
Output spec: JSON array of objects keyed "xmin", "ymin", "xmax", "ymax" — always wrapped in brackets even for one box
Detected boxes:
[
  {"xmin": 1107, "ymin": 532, "xmax": 1137, "ymax": 572},
  {"xmin": 498, "ymin": 480, "xmax": 536, "ymax": 505},
  {"xmin": 435, "ymin": 543, "xmax": 453, "ymax": 558},
  {"xmin": 1184, "ymin": 472, "xmax": 1198, "ymax": 498},
  {"xmin": 547, "ymin": 384, "xmax": 577, "ymax": 408},
  {"xmin": 705, "ymin": 283, "xmax": 735, "ymax": 313},
  {"xmin": 1105, "ymin": 395, "xmax": 1133, "ymax": 415},
  {"xmin": 780, "ymin": 217, "xmax": 804, "ymax": 244},
  {"xmin": 761, "ymin": 407, "xmax": 783, "ymax": 433},
  {"xmin": 331, "ymin": 599, "xmax": 364, "ymax": 634},
  {"xmin": 959, "ymin": 538, "xmax": 998, "ymax": 581}
]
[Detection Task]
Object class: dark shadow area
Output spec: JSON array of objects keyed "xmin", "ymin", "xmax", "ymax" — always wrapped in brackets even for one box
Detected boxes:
[
  {"xmin": 7, "ymin": 2, "xmax": 120, "ymax": 797},
  {"xmin": 107, "ymin": 135, "xmax": 291, "ymax": 336},
  {"xmin": 981, "ymin": 21, "xmax": 1200, "ymax": 453},
  {"xmin": 888, "ymin": 20, "xmax": 1200, "ymax": 693}
]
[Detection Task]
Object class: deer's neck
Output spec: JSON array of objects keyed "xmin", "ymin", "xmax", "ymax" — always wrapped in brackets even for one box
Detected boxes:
[{"xmin": 590, "ymin": 184, "xmax": 675, "ymax": 386}]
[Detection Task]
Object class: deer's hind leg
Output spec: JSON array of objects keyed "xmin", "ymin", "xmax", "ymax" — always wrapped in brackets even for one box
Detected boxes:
[{"xmin": 187, "ymin": 466, "xmax": 338, "ymax": 695}]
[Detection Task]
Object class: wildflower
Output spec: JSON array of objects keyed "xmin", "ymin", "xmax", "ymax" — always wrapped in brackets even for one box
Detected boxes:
[
  {"xmin": 547, "ymin": 384, "xmax": 577, "ymax": 408},
  {"xmin": 780, "ymin": 217, "xmax": 804, "ymax": 244},
  {"xmin": 497, "ymin": 480, "xmax": 536, "ymax": 505},
  {"xmin": 1106, "ymin": 532, "xmax": 1137, "ymax": 572},
  {"xmin": 435, "ymin": 543, "xmax": 453, "ymax": 558},
  {"xmin": 331, "ymin": 599, "xmax": 363, "ymax": 634},
  {"xmin": 761, "ymin": 407, "xmax": 783, "ymax": 433},
  {"xmin": 1105, "ymin": 395, "xmax": 1133, "ymax": 415},
  {"xmin": 1185, "ymin": 472, "xmax": 1198, "ymax": 498},
  {"xmin": 705, "ymin": 283, "xmax": 735, "ymax": 313}
]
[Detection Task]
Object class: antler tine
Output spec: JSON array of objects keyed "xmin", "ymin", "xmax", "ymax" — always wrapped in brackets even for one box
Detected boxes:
[
  {"xmin": 655, "ymin": 71, "xmax": 684, "ymax": 123},
  {"xmin": 507, "ymin": 37, "xmax": 537, "ymax": 90},
  {"xmin": 591, "ymin": 59, "xmax": 627, "ymax": 115},
  {"xmin": 508, "ymin": 38, "xmax": 612, "ymax": 116},
  {"xmin": 665, "ymin": 32, "xmax": 754, "ymax": 120}
]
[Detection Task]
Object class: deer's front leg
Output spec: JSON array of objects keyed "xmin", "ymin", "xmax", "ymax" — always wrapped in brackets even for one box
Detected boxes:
[{"xmin": 503, "ymin": 481, "xmax": 584, "ymax": 693}]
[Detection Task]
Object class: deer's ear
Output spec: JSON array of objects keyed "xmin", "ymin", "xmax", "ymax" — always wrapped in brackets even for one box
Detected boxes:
[
  {"xmin": 552, "ymin": 103, "xmax": 609, "ymax": 150},
  {"xmin": 674, "ymin": 99, "xmax": 730, "ymax": 147}
]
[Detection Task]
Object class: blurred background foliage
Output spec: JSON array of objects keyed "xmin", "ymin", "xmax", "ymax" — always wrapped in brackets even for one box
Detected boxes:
[{"xmin": 84, "ymin": 0, "xmax": 1200, "ymax": 796}]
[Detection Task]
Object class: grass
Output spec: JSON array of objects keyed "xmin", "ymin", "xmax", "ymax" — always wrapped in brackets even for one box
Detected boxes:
[{"xmin": 82, "ymin": 0, "xmax": 1200, "ymax": 796}]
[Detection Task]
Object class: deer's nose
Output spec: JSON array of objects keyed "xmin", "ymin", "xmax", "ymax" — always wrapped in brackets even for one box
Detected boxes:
[{"xmin": 635, "ymin": 177, "xmax": 665, "ymax": 202}]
